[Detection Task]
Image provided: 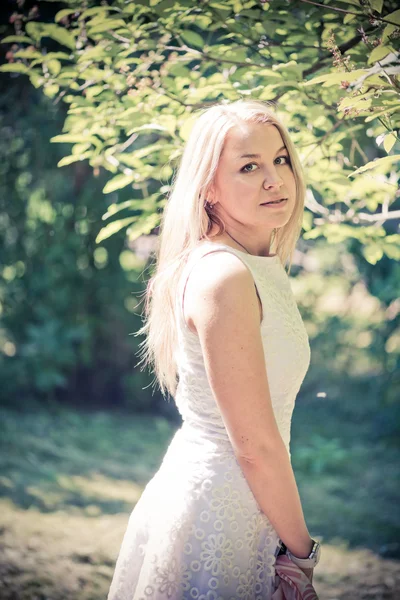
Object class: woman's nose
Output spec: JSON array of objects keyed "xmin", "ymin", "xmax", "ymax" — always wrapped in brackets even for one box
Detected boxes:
[
  {"xmin": 262, "ymin": 166, "xmax": 284, "ymax": 190},
  {"xmin": 263, "ymin": 177, "xmax": 284, "ymax": 191}
]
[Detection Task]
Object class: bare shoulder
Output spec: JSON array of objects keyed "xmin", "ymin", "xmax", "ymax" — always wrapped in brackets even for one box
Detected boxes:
[
  {"xmin": 185, "ymin": 248, "xmax": 253, "ymax": 295},
  {"xmin": 183, "ymin": 249, "xmax": 259, "ymax": 336}
]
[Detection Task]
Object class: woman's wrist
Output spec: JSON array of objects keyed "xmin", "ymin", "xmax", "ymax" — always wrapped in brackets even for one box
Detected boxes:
[
  {"xmin": 287, "ymin": 537, "xmax": 314, "ymax": 559},
  {"xmin": 285, "ymin": 538, "xmax": 321, "ymax": 569}
]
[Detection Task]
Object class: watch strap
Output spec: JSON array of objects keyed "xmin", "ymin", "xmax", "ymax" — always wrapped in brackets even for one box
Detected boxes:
[
  {"xmin": 285, "ymin": 539, "xmax": 321, "ymax": 569},
  {"xmin": 285, "ymin": 552, "xmax": 317, "ymax": 568}
]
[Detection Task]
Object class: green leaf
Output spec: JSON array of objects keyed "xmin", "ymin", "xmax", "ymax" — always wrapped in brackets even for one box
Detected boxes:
[
  {"xmin": 334, "ymin": 0, "xmax": 361, "ymax": 6},
  {"xmin": 152, "ymin": 0, "xmax": 184, "ymax": 12},
  {"xmin": 384, "ymin": 234, "xmax": 400, "ymax": 246},
  {"xmin": 72, "ymin": 143, "xmax": 91, "ymax": 155},
  {"xmin": 57, "ymin": 69, "xmax": 78, "ymax": 80},
  {"xmin": 0, "ymin": 63, "xmax": 29, "ymax": 74},
  {"xmin": 77, "ymin": 45, "xmax": 109, "ymax": 62},
  {"xmin": 102, "ymin": 194, "xmax": 160, "ymax": 220},
  {"xmin": 349, "ymin": 154, "xmax": 400, "ymax": 176},
  {"xmin": 257, "ymin": 68, "xmax": 283, "ymax": 80},
  {"xmin": 47, "ymin": 59, "xmax": 62, "ymax": 76},
  {"xmin": 303, "ymin": 69, "xmax": 369, "ymax": 87},
  {"xmin": 48, "ymin": 26, "xmax": 76, "ymax": 51},
  {"xmin": 55, "ymin": 9, "xmax": 77, "ymax": 22},
  {"xmin": 87, "ymin": 19, "xmax": 127, "ymax": 34},
  {"xmin": 44, "ymin": 51, "xmax": 71, "ymax": 60},
  {"xmin": 368, "ymin": 44, "xmax": 393, "ymax": 64},
  {"xmin": 126, "ymin": 212, "xmax": 160, "ymax": 242},
  {"xmin": 303, "ymin": 226, "xmax": 325, "ymax": 241},
  {"xmin": 325, "ymin": 224, "xmax": 358, "ymax": 244},
  {"xmin": 180, "ymin": 30, "xmax": 204, "ymax": 48},
  {"xmin": 384, "ymin": 9, "xmax": 400, "ymax": 26},
  {"xmin": 179, "ymin": 115, "xmax": 197, "ymax": 142},
  {"xmin": 103, "ymin": 199, "xmax": 144, "ymax": 219},
  {"xmin": 338, "ymin": 91, "xmax": 372, "ymax": 111},
  {"xmin": 51, "ymin": 133, "xmax": 95, "ymax": 144},
  {"xmin": 119, "ymin": 142, "xmax": 169, "ymax": 164},
  {"xmin": 383, "ymin": 238, "xmax": 400, "ymax": 260},
  {"xmin": 126, "ymin": 123, "xmax": 172, "ymax": 137},
  {"xmin": 1, "ymin": 35, "xmax": 34, "ymax": 44},
  {"xmin": 57, "ymin": 151, "xmax": 92, "ymax": 166},
  {"xmin": 29, "ymin": 72, "xmax": 44, "ymax": 88},
  {"xmin": 96, "ymin": 216, "xmax": 139, "ymax": 243},
  {"xmin": 26, "ymin": 23, "xmax": 76, "ymax": 50},
  {"xmin": 302, "ymin": 211, "xmax": 313, "ymax": 232},
  {"xmin": 362, "ymin": 243, "xmax": 383, "ymax": 265},
  {"xmin": 79, "ymin": 7, "xmax": 119, "ymax": 19},
  {"xmin": 382, "ymin": 24, "xmax": 398, "ymax": 43},
  {"xmin": 85, "ymin": 85, "xmax": 104, "ymax": 100},
  {"xmin": 43, "ymin": 84, "xmax": 59, "ymax": 98},
  {"xmin": 365, "ymin": 106, "xmax": 400, "ymax": 122},
  {"xmin": 370, "ymin": 0, "xmax": 383, "ymax": 14},
  {"xmin": 344, "ymin": 13, "xmax": 358, "ymax": 24},
  {"xmin": 14, "ymin": 49, "xmax": 42, "ymax": 59},
  {"xmin": 103, "ymin": 173, "xmax": 135, "ymax": 194},
  {"xmin": 25, "ymin": 22, "xmax": 42, "ymax": 42},
  {"xmin": 383, "ymin": 133, "xmax": 397, "ymax": 153}
]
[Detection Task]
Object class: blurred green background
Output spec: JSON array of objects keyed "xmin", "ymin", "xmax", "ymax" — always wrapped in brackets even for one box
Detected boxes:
[{"xmin": 0, "ymin": 1, "xmax": 399, "ymax": 599}]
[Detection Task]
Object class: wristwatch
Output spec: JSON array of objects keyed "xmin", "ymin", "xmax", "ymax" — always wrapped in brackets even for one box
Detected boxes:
[{"xmin": 279, "ymin": 539, "xmax": 321, "ymax": 569}]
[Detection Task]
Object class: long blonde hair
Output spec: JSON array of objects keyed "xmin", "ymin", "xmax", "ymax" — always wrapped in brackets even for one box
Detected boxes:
[{"xmin": 135, "ymin": 99, "xmax": 306, "ymax": 398}]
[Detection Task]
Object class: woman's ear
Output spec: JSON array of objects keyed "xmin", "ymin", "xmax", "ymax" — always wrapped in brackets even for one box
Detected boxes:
[{"xmin": 207, "ymin": 182, "xmax": 216, "ymax": 204}]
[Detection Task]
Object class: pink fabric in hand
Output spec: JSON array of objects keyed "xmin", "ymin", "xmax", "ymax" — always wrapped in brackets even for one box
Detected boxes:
[{"xmin": 272, "ymin": 554, "xmax": 319, "ymax": 600}]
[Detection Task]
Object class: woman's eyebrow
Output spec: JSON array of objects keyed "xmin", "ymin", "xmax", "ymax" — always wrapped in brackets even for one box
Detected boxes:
[{"xmin": 238, "ymin": 145, "xmax": 287, "ymax": 159}]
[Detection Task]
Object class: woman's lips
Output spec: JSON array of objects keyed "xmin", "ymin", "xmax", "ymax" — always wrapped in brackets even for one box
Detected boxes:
[{"xmin": 260, "ymin": 198, "xmax": 288, "ymax": 208}]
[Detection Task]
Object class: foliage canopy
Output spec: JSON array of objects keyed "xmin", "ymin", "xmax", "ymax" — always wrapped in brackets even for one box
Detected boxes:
[{"xmin": 1, "ymin": 0, "xmax": 400, "ymax": 266}]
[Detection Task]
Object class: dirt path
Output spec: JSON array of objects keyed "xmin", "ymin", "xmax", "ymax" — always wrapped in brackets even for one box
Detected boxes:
[{"xmin": 0, "ymin": 499, "xmax": 399, "ymax": 600}]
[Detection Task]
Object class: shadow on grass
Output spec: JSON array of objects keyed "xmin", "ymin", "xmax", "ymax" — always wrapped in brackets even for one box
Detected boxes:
[{"xmin": 0, "ymin": 406, "xmax": 177, "ymax": 516}]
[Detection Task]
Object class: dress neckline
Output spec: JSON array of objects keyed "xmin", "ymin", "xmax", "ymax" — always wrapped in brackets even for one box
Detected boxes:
[{"xmin": 195, "ymin": 241, "xmax": 280, "ymax": 263}]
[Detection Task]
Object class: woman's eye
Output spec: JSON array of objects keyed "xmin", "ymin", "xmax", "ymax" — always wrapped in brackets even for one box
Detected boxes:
[
  {"xmin": 275, "ymin": 155, "xmax": 291, "ymax": 165},
  {"xmin": 241, "ymin": 163, "xmax": 258, "ymax": 173},
  {"xmin": 241, "ymin": 157, "xmax": 291, "ymax": 172}
]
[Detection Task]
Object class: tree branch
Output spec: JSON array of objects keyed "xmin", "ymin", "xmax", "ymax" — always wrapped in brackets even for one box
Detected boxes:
[
  {"xmin": 303, "ymin": 31, "xmax": 366, "ymax": 77},
  {"xmin": 298, "ymin": 0, "xmax": 400, "ymax": 27}
]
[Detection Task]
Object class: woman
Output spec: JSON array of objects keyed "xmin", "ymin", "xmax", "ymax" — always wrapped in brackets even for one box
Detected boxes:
[{"xmin": 107, "ymin": 99, "xmax": 321, "ymax": 599}]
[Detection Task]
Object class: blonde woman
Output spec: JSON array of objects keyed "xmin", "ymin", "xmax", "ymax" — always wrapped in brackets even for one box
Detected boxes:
[{"xmin": 107, "ymin": 99, "xmax": 321, "ymax": 599}]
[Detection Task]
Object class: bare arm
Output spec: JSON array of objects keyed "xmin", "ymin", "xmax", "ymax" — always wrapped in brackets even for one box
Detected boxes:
[{"xmin": 184, "ymin": 251, "xmax": 313, "ymax": 558}]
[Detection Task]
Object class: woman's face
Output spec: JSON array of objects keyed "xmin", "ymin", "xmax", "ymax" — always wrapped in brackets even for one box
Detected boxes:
[{"xmin": 209, "ymin": 122, "xmax": 297, "ymax": 235}]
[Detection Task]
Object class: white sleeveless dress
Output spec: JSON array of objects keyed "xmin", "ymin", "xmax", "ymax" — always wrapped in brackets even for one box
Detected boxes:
[{"xmin": 107, "ymin": 241, "xmax": 311, "ymax": 600}]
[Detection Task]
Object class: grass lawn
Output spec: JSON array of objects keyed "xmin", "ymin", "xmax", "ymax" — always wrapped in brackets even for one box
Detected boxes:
[{"xmin": 0, "ymin": 394, "xmax": 399, "ymax": 600}]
